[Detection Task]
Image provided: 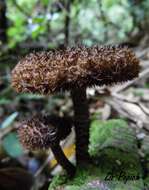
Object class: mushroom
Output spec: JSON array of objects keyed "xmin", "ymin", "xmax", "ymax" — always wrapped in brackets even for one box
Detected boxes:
[
  {"xmin": 11, "ymin": 45, "xmax": 140, "ymax": 164},
  {"xmin": 18, "ymin": 115, "xmax": 76, "ymax": 177}
]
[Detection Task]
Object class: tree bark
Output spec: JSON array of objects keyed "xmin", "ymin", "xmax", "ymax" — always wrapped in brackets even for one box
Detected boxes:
[
  {"xmin": 0, "ymin": 0, "xmax": 7, "ymax": 44},
  {"xmin": 64, "ymin": 0, "xmax": 71, "ymax": 46}
]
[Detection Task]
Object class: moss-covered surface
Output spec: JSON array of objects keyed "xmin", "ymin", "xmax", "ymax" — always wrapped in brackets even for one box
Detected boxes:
[
  {"xmin": 48, "ymin": 165, "xmax": 106, "ymax": 190},
  {"xmin": 49, "ymin": 164, "xmax": 144, "ymax": 190},
  {"xmin": 49, "ymin": 119, "xmax": 149, "ymax": 190},
  {"xmin": 89, "ymin": 119, "xmax": 138, "ymax": 157}
]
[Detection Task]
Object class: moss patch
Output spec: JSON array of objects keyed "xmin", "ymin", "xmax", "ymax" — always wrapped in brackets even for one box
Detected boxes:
[
  {"xmin": 49, "ymin": 119, "xmax": 145, "ymax": 190},
  {"xmin": 49, "ymin": 164, "xmax": 144, "ymax": 190},
  {"xmin": 48, "ymin": 165, "xmax": 106, "ymax": 190}
]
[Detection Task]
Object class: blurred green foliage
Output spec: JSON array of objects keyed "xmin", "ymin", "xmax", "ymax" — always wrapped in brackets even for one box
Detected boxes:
[
  {"xmin": 0, "ymin": 112, "xmax": 24, "ymax": 158},
  {"xmin": 6, "ymin": 0, "xmax": 149, "ymax": 48},
  {"xmin": 2, "ymin": 132, "xmax": 24, "ymax": 158}
]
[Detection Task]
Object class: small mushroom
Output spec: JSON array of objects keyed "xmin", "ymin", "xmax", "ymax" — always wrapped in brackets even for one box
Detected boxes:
[
  {"xmin": 18, "ymin": 115, "xmax": 75, "ymax": 177},
  {"xmin": 11, "ymin": 45, "xmax": 140, "ymax": 164}
]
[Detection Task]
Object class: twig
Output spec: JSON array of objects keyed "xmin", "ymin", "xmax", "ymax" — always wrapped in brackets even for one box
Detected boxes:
[
  {"xmin": 64, "ymin": 0, "xmax": 71, "ymax": 46},
  {"xmin": 56, "ymin": 0, "xmax": 71, "ymax": 17},
  {"xmin": 34, "ymin": 152, "xmax": 54, "ymax": 177},
  {"xmin": 106, "ymin": 98, "xmax": 139, "ymax": 123},
  {"xmin": 107, "ymin": 98, "xmax": 149, "ymax": 134},
  {"xmin": 107, "ymin": 92, "xmax": 149, "ymax": 134},
  {"xmin": 112, "ymin": 93, "xmax": 149, "ymax": 117},
  {"xmin": 111, "ymin": 68, "xmax": 149, "ymax": 117}
]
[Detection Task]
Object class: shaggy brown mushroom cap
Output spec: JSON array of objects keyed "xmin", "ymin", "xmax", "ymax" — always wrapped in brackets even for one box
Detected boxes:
[
  {"xmin": 11, "ymin": 45, "xmax": 140, "ymax": 94},
  {"xmin": 18, "ymin": 117, "xmax": 59, "ymax": 150}
]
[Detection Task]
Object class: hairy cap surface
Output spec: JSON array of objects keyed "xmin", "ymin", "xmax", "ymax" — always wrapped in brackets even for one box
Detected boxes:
[
  {"xmin": 18, "ymin": 117, "xmax": 59, "ymax": 150},
  {"xmin": 11, "ymin": 45, "xmax": 140, "ymax": 94}
]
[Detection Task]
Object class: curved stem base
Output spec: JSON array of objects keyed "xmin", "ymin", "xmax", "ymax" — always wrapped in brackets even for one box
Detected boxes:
[{"xmin": 51, "ymin": 145, "xmax": 76, "ymax": 177}]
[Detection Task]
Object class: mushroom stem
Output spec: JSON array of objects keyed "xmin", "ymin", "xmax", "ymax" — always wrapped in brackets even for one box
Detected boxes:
[
  {"xmin": 71, "ymin": 88, "xmax": 90, "ymax": 164},
  {"xmin": 51, "ymin": 144, "xmax": 76, "ymax": 177}
]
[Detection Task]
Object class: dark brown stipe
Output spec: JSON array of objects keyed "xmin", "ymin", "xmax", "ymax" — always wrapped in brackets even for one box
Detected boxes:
[{"xmin": 71, "ymin": 88, "xmax": 90, "ymax": 163}]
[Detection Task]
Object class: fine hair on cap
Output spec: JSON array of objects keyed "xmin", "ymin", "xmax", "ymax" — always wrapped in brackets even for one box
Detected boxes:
[{"xmin": 11, "ymin": 45, "xmax": 140, "ymax": 94}]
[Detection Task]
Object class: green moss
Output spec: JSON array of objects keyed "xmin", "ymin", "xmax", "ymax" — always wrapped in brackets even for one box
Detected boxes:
[
  {"xmin": 64, "ymin": 165, "xmax": 105, "ymax": 190},
  {"xmin": 141, "ymin": 136, "xmax": 149, "ymax": 156},
  {"xmin": 48, "ymin": 174, "xmax": 67, "ymax": 190},
  {"xmin": 49, "ymin": 119, "xmax": 144, "ymax": 190},
  {"xmin": 49, "ymin": 162, "xmax": 144, "ymax": 190},
  {"xmin": 48, "ymin": 165, "xmax": 104, "ymax": 190},
  {"xmin": 67, "ymin": 165, "xmax": 103, "ymax": 185},
  {"xmin": 64, "ymin": 185, "xmax": 80, "ymax": 190},
  {"xmin": 144, "ymin": 177, "xmax": 149, "ymax": 189},
  {"xmin": 89, "ymin": 119, "xmax": 138, "ymax": 158},
  {"xmin": 49, "ymin": 164, "xmax": 144, "ymax": 190},
  {"xmin": 91, "ymin": 111, "xmax": 102, "ymax": 121}
]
